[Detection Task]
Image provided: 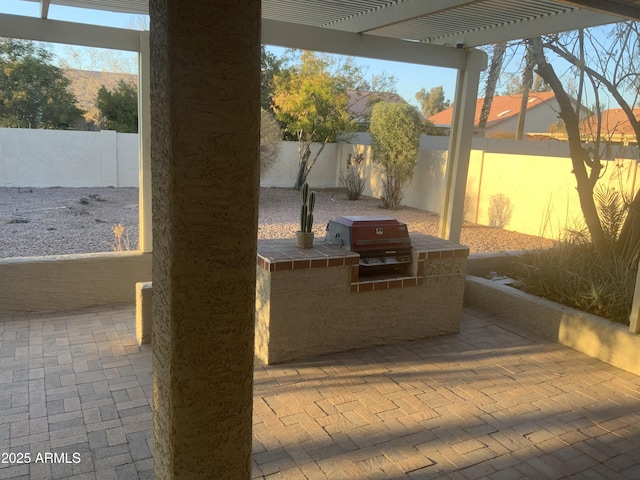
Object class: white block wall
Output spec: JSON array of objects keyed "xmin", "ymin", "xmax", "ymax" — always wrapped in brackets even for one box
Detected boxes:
[
  {"xmin": 0, "ymin": 128, "xmax": 138, "ymax": 188},
  {"xmin": 1, "ymin": 127, "xmax": 638, "ymax": 240},
  {"xmin": 260, "ymin": 141, "xmax": 338, "ymax": 188}
]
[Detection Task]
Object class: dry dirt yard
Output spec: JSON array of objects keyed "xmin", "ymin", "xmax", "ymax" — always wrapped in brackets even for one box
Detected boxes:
[
  {"xmin": 0, "ymin": 187, "xmax": 552, "ymax": 258},
  {"xmin": 0, "ymin": 187, "xmax": 139, "ymax": 258}
]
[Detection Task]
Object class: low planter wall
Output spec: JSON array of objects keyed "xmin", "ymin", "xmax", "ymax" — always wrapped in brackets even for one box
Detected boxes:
[
  {"xmin": 465, "ymin": 275, "xmax": 640, "ymax": 376},
  {"xmin": 466, "ymin": 250, "xmax": 525, "ymax": 277},
  {"xmin": 0, "ymin": 251, "xmax": 152, "ymax": 312}
]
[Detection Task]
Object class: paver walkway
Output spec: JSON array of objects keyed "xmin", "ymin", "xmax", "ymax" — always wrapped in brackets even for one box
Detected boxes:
[{"xmin": 1, "ymin": 305, "xmax": 639, "ymax": 479}]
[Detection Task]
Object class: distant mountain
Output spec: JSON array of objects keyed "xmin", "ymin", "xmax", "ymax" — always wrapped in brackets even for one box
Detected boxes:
[{"xmin": 64, "ymin": 69, "xmax": 137, "ymax": 129}]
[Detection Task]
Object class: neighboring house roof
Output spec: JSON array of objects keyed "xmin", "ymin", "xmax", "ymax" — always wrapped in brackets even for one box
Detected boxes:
[
  {"xmin": 580, "ymin": 107, "xmax": 640, "ymax": 141},
  {"xmin": 428, "ymin": 92, "xmax": 557, "ymax": 129},
  {"xmin": 347, "ymin": 90, "xmax": 412, "ymax": 124},
  {"xmin": 64, "ymin": 69, "xmax": 137, "ymax": 126}
]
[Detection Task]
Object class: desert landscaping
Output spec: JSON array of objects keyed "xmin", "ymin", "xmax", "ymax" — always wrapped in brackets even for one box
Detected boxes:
[{"xmin": 0, "ymin": 186, "xmax": 552, "ymax": 258}]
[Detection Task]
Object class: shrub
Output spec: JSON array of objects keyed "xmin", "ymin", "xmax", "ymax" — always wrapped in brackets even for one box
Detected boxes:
[
  {"xmin": 110, "ymin": 223, "xmax": 131, "ymax": 251},
  {"xmin": 369, "ymin": 102, "xmax": 421, "ymax": 209},
  {"xmin": 515, "ymin": 242, "xmax": 636, "ymax": 324},
  {"xmin": 341, "ymin": 153, "xmax": 366, "ymax": 200},
  {"xmin": 488, "ymin": 193, "xmax": 513, "ymax": 228},
  {"xmin": 514, "ymin": 186, "xmax": 637, "ymax": 325}
]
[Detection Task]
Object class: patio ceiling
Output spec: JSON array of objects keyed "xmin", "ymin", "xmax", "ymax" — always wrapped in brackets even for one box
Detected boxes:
[{"xmin": 20, "ymin": 0, "xmax": 640, "ymax": 47}]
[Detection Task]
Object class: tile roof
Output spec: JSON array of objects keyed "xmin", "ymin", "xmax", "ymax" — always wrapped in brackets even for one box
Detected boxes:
[
  {"xmin": 428, "ymin": 91, "xmax": 556, "ymax": 127},
  {"xmin": 580, "ymin": 107, "xmax": 640, "ymax": 137}
]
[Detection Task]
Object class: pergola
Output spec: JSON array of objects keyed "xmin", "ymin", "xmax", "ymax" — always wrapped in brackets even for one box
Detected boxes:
[{"xmin": 2, "ymin": 1, "xmax": 640, "ymax": 477}]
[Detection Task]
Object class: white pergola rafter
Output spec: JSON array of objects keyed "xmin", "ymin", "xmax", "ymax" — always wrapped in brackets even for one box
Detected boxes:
[
  {"xmin": 419, "ymin": 8, "xmax": 621, "ymax": 46},
  {"xmin": 320, "ymin": 0, "xmax": 475, "ymax": 34},
  {"xmin": 31, "ymin": 0, "xmax": 147, "ymax": 16},
  {"xmin": 39, "ymin": 0, "xmax": 49, "ymax": 18}
]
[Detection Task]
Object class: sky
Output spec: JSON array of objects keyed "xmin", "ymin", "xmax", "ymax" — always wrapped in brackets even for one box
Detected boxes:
[{"xmin": 0, "ymin": 0, "xmax": 458, "ymax": 108}]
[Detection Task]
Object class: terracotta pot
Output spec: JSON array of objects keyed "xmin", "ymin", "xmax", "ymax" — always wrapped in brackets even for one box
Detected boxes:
[{"xmin": 296, "ymin": 231, "xmax": 314, "ymax": 248}]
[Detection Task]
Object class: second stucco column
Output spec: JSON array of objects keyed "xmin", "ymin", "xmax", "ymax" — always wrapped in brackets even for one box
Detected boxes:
[{"xmin": 149, "ymin": 0, "xmax": 260, "ymax": 478}]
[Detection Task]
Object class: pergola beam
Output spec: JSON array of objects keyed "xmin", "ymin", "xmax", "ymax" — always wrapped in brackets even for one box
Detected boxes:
[
  {"xmin": 137, "ymin": 31, "xmax": 151, "ymax": 254},
  {"xmin": 439, "ymin": 48, "xmax": 485, "ymax": 243},
  {"xmin": 322, "ymin": 0, "xmax": 474, "ymax": 34},
  {"xmin": 0, "ymin": 13, "xmax": 141, "ymax": 51},
  {"xmin": 262, "ymin": 18, "xmax": 468, "ymax": 70}
]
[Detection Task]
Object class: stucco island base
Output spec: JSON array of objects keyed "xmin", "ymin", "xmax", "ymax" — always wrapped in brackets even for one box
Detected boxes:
[{"xmin": 255, "ymin": 234, "xmax": 469, "ymax": 364}]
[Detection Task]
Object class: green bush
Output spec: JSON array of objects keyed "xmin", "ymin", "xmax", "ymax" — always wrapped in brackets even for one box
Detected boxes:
[{"xmin": 369, "ymin": 102, "xmax": 421, "ymax": 209}]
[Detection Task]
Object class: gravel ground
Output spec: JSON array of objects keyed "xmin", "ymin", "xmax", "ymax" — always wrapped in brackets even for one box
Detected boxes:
[
  {"xmin": 0, "ymin": 187, "xmax": 139, "ymax": 258},
  {"xmin": 0, "ymin": 186, "xmax": 552, "ymax": 258}
]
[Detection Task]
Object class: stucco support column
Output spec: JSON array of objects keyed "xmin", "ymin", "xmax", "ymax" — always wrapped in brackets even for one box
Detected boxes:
[
  {"xmin": 439, "ymin": 49, "xmax": 486, "ymax": 243},
  {"xmin": 138, "ymin": 30, "xmax": 152, "ymax": 253},
  {"xmin": 149, "ymin": 1, "xmax": 260, "ymax": 478}
]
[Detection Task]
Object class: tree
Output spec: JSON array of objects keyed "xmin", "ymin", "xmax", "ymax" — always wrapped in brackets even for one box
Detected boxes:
[
  {"xmin": 480, "ymin": 41, "xmax": 548, "ymax": 137},
  {"xmin": 415, "ymin": 86, "xmax": 450, "ymax": 118},
  {"xmin": 96, "ymin": 80, "xmax": 138, "ymax": 133},
  {"xmin": 421, "ymin": 118, "xmax": 447, "ymax": 136},
  {"xmin": 274, "ymin": 50, "xmax": 397, "ymax": 189},
  {"xmin": 274, "ymin": 51, "xmax": 355, "ymax": 189},
  {"xmin": 260, "ymin": 46, "xmax": 283, "ymax": 114},
  {"xmin": 515, "ymin": 42, "xmax": 536, "ymax": 140},
  {"xmin": 0, "ymin": 38, "xmax": 83, "ymax": 129},
  {"xmin": 259, "ymin": 108, "xmax": 282, "ymax": 177},
  {"xmin": 60, "ymin": 45, "xmax": 138, "ymax": 129},
  {"xmin": 273, "ymin": 51, "xmax": 357, "ymax": 189},
  {"xmin": 502, "ymin": 72, "xmax": 550, "ymax": 95},
  {"xmin": 531, "ymin": 36, "xmax": 608, "ymax": 252},
  {"xmin": 369, "ymin": 102, "xmax": 422, "ymax": 209},
  {"xmin": 479, "ymin": 43, "xmax": 507, "ymax": 133},
  {"xmin": 539, "ymin": 25, "xmax": 640, "ymax": 256},
  {"xmin": 474, "ymin": 25, "xmax": 640, "ymax": 259}
]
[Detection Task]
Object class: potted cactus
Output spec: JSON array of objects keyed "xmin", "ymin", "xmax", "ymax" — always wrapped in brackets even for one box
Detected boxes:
[{"xmin": 296, "ymin": 182, "xmax": 316, "ymax": 248}]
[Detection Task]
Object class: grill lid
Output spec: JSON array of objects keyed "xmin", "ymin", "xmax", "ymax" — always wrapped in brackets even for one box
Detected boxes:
[
  {"xmin": 325, "ymin": 216, "xmax": 411, "ymax": 252},
  {"xmin": 325, "ymin": 216, "xmax": 412, "ymax": 276}
]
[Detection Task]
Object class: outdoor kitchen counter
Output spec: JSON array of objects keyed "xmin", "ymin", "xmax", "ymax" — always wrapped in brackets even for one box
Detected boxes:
[{"xmin": 255, "ymin": 233, "xmax": 469, "ymax": 364}]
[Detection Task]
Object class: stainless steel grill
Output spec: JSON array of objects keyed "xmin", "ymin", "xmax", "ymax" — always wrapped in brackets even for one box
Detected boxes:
[{"xmin": 325, "ymin": 216, "xmax": 412, "ymax": 276}]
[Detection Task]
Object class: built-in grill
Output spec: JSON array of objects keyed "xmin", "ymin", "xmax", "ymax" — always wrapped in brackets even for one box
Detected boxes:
[{"xmin": 325, "ymin": 216, "xmax": 412, "ymax": 276}]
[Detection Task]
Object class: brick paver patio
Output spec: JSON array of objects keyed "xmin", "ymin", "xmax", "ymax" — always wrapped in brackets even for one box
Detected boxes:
[{"xmin": 1, "ymin": 305, "xmax": 639, "ymax": 479}]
